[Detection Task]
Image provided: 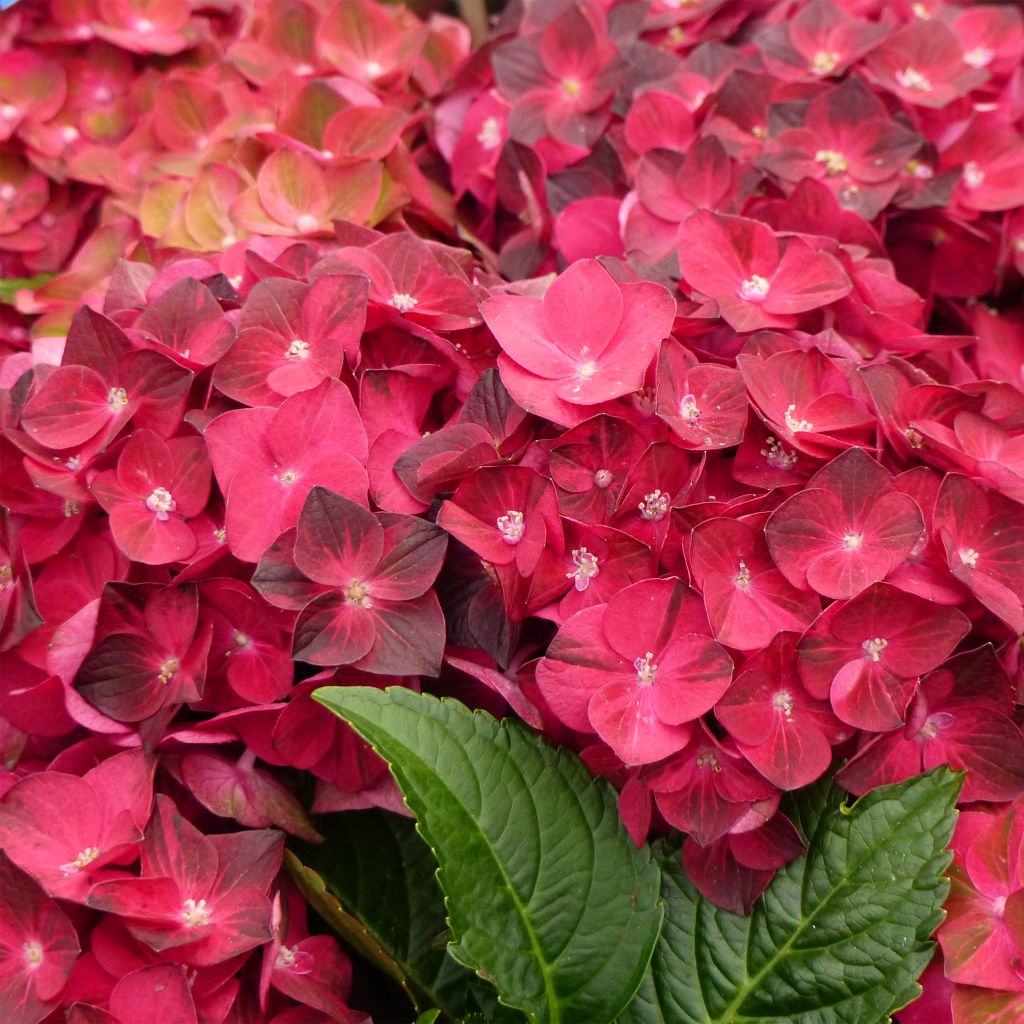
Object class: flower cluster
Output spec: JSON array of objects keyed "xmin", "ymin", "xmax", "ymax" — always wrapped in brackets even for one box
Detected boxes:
[{"xmin": 1, "ymin": 0, "xmax": 1024, "ymax": 1020}]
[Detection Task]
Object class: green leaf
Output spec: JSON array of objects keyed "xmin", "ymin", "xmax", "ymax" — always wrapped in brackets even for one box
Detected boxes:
[
  {"xmin": 288, "ymin": 809, "xmax": 514, "ymax": 1021},
  {"xmin": 618, "ymin": 768, "xmax": 962, "ymax": 1024},
  {"xmin": 315, "ymin": 686, "xmax": 663, "ymax": 1024}
]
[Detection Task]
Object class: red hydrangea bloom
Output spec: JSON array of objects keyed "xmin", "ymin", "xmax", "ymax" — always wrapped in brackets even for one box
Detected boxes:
[
  {"xmin": 91, "ymin": 429, "xmax": 211, "ymax": 565},
  {"xmin": 677, "ymin": 212, "xmax": 851, "ymax": 332},
  {"xmin": 862, "ymin": 20, "xmax": 989, "ymax": 108},
  {"xmin": 765, "ymin": 447, "xmax": 925, "ymax": 600},
  {"xmin": 940, "ymin": 798, "xmax": 1024, "ymax": 993},
  {"xmin": 645, "ymin": 723, "xmax": 778, "ymax": 846},
  {"xmin": 535, "ymin": 578, "xmax": 732, "ymax": 765},
  {"xmin": 755, "ymin": 0, "xmax": 891, "ymax": 82},
  {"xmin": 839, "ymin": 648, "xmax": 1024, "ymax": 804},
  {"xmin": 88, "ymin": 796, "xmax": 283, "ymax": 967},
  {"xmin": 213, "ymin": 275, "xmax": 369, "ymax": 407},
  {"xmin": 0, "ymin": 853, "xmax": 80, "ymax": 1024},
  {"xmin": 206, "ymin": 379, "xmax": 369, "ymax": 563},
  {"xmin": 258, "ymin": 487, "xmax": 447, "ymax": 676},
  {"xmin": 655, "ymin": 339, "xmax": 747, "ymax": 450},
  {"xmin": 935, "ymin": 474, "xmax": 1024, "ymax": 635},
  {"xmin": 717, "ymin": 634, "xmax": 843, "ymax": 790},
  {"xmin": 21, "ymin": 307, "xmax": 192, "ymax": 451},
  {"xmin": 492, "ymin": 5, "xmax": 624, "ymax": 150},
  {"xmin": 0, "ymin": 749, "xmax": 153, "ymax": 902},
  {"xmin": 688, "ymin": 518, "xmax": 820, "ymax": 651},
  {"xmin": 797, "ymin": 583, "xmax": 970, "ymax": 732},
  {"xmin": 481, "ymin": 258, "xmax": 675, "ymax": 426}
]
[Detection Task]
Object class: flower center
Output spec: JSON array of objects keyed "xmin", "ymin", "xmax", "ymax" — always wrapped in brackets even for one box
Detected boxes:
[
  {"xmin": 784, "ymin": 404, "xmax": 814, "ymax": 433},
  {"xmin": 0, "ymin": 104, "xmax": 19, "ymax": 121},
  {"xmin": 773, "ymin": 690, "xmax": 794, "ymax": 717},
  {"xmin": 561, "ymin": 77, "xmax": 582, "ymax": 98},
  {"xmin": 593, "ymin": 468, "xmax": 613, "ymax": 489},
  {"xmin": 285, "ymin": 338, "xmax": 310, "ymax": 360},
  {"xmin": 815, "ymin": 149, "xmax": 848, "ymax": 176},
  {"xmin": 962, "ymin": 162, "xmax": 985, "ymax": 190},
  {"xmin": 65, "ymin": 454, "xmax": 83, "ymax": 471},
  {"xmin": 275, "ymin": 944, "xmax": 300, "ymax": 969},
  {"xmin": 496, "ymin": 510, "xmax": 525, "ymax": 544},
  {"xmin": 63, "ymin": 499, "xmax": 81, "ymax": 518},
  {"xmin": 958, "ymin": 547, "xmax": 980, "ymax": 568},
  {"xmin": 578, "ymin": 360, "xmax": 599, "ymax": 379},
  {"xmin": 810, "ymin": 50, "xmax": 840, "ymax": 75},
  {"xmin": 233, "ymin": 631, "xmax": 250, "ymax": 648},
  {"xmin": 278, "ymin": 469, "xmax": 298, "ymax": 486},
  {"xmin": 566, "ymin": 547, "xmax": 600, "ymax": 592},
  {"xmin": 679, "ymin": 394, "xmax": 701, "ymax": 423},
  {"xmin": 213, "ymin": 526, "xmax": 227, "ymax": 543},
  {"xmin": 895, "ymin": 66, "xmax": 932, "ymax": 92},
  {"xmin": 861, "ymin": 637, "xmax": 888, "ymax": 662},
  {"xmin": 158, "ymin": 657, "xmax": 180, "ymax": 684},
  {"xmin": 60, "ymin": 846, "xmax": 100, "ymax": 875},
  {"xmin": 760, "ymin": 435, "xmax": 798, "ymax": 470},
  {"xmin": 905, "ymin": 158, "xmax": 934, "ymax": 180},
  {"xmin": 734, "ymin": 560, "xmax": 752, "ymax": 588},
  {"xmin": 294, "ymin": 214, "xmax": 318, "ymax": 233},
  {"xmin": 739, "ymin": 274, "xmax": 770, "ymax": 301},
  {"xmin": 476, "ymin": 117, "xmax": 502, "ymax": 150},
  {"xmin": 107, "ymin": 386, "xmax": 129, "ymax": 412},
  {"xmin": 389, "ymin": 292, "xmax": 418, "ymax": 312},
  {"xmin": 135, "ymin": 17, "xmax": 154, "ymax": 32},
  {"xmin": 992, "ymin": 895, "xmax": 1007, "ymax": 919},
  {"xmin": 364, "ymin": 60, "xmax": 384, "ymax": 79},
  {"xmin": 180, "ymin": 898, "xmax": 212, "ymax": 928},
  {"xmin": 145, "ymin": 487, "xmax": 176, "ymax": 521},
  {"xmin": 696, "ymin": 749, "xmax": 721, "ymax": 772},
  {"xmin": 963, "ymin": 46, "xmax": 994, "ymax": 69},
  {"xmin": 344, "ymin": 579, "xmax": 372, "ymax": 608},
  {"xmin": 638, "ymin": 489, "xmax": 670, "ymax": 522},
  {"xmin": 634, "ymin": 651, "xmax": 658, "ymax": 686},
  {"xmin": 0, "ymin": 183, "xmax": 15, "ymax": 203},
  {"xmin": 22, "ymin": 941, "xmax": 44, "ymax": 968},
  {"xmin": 843, "ymin": 533, "xmax": 863, "ymax": 550}
]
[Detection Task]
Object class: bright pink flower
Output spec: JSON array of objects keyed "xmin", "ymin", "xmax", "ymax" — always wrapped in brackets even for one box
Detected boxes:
[
  {"xmin": 717, "ymin": 634, "xmax": 843, "ymax": 790},
  {"xmin": 940, "ymin": 799, "xmax": 1024, "ymax": 992},
  {"xmin": 839, "ymin": 647, "xmax": 1024, "ymax": 804},
  {"xmin": 535, "ymin": 578, "xmax": 732, "ymax": 765},
  {"xmin": 797, "ymin": 583, "xmax": 970, "ymax": 732},
  {"xmin": 645, "ymin": 723, "xmax": 778, "ymax": 846},
  {"xmin": 688, "ymin": 518, "xmax": 820, "ymax": 651},
  {"xmin": 481, "ymin": 258, "xmax": 675, "ymax": 426},
  {"xmin": 0, "ymin": 749, "xmax": 153, "ymax": 902},
  {"xmin": 438, "ymin": 465, "xmax": 563, "ymax": 580},
  {"xmin": 492, "ymin": 5, "xmax": 624, "ymax": 149},
  {"xmin": 765, "ymin": 447, "xmax": 925, "ymax": 600},
  {"xmin": 21, "ymin": 308, "xmax": 192, "ymax": 451},
  {"xmin": 863, "ymin": 20, "xmax": 989, "ymax": 108},
  {"xmin": 677, "ymin": 211, "xmax": 851, "ymax": 332},
  {"xmin": 88, "ymin": 795, "xmax": 283, "ymax": 967},
  {"xmin": 213, "ymin": 275, "xmax": 369, "ymax": 407},
  {"xmin": 74, "ymin": 583, "xmax": 212, "ymax": 723},
  {"xmin": 943, "ymin": 118, "xmax": 1024, "ymax": 214},
  {"xmin": 199, "ymin": 579, "xmax": 294, "ymax": 706},
  {"xmin": 206, "ymin": 379, "xmax": 369, "ymax": 563},
  {"xmin": 91, "ymin": 429, "xmax": 211, "ymax": 565},
  {"xmin": 935, "ymin": 474, "xmax": 1024, "ymax": 635},
  {"xmin": 655, "ymin": 339, "xmax": 747, "ymax": 450},
  {"xmin": 755, "ymin": 0, "xmax": 891, "ymax": 82},
  {"xmin": 0, "ymin": 852, "xmax": 79, "ymax": 1024},
  {"xmin": 263, "ymin": 487, "xmax": 448, "ymax": 675}
]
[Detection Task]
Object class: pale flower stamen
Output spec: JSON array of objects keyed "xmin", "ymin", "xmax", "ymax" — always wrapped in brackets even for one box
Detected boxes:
[
  {"xmin": 895, "ymin": 66, "xmax": 932, "ymax": 92},
  {"xmin": 181, "ymin": 897, "xmax": 212, "ymax": 928},
  {"xmin": 634, "ymin": 651, "xmax": 658, "ymax": 686},
  {"xmin": 145, "ymin": 487, "xmax": 176, "ymax": 521},
  {"xmin": 22, "ymin": 941, "xmax": 44, "ymax": 968},
  {"xmin": 566, "ymin": 547, "xmax": 600, "ymax": 592},
  {"xmin": 679, "ymin": 394, "xmax": 701, "ymax": 424},
  {"xmin": 784, "ymin": 404, "xmax": 814, "ymax": 433},
  {"xmin": 497, "ymin": 510, "xmax": 525, "ymax": 544},
  {"xmin": 60, "ymin": 846, "xmax": 100, "ymax": 875},
  {"xmin": 739, "ymin": 274, "xmax": 770, "ymax": 302},
  {"xmin": 862, "ymin": 637, "xmax": 888, "ymax": 662},
  {"xmin": 810, "ymin": 50, "xmax": 840, "ymax": 75},
  {"xmin": 344, "ymin": 579, "xmax": 372, "ymax": 608},
  {"xmin": 389, "ymin": 292, "xmax": 418, "ymax": 312},
  {"xmin": 958, "ymin": 547, "xmax": 980, "ymax": 568},
  {"xmin": 107, "ymin": 386, "xmax": 129, "ymax": 412},
  {"xmin": 285, "ymin": 339, "xmax": 310, "ymax": 360},
  {"xmin": 638, "ymin": 490, "xmax": 670, "ymax": 522},
  {"xmin": 815, "ymin": 149, "xmax": 848, "ymax": 176}
]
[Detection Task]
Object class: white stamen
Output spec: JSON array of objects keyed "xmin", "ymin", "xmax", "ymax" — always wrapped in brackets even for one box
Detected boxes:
[
  {"xmin": 22, "ymin": 941, "xmax": 44, "ymax": 968},
  {"xmin": 964, "ymin": 46, "xmax": 994, "ymax": 69},
  {"xmin": 862, "ymin": 637, "xmax": 888, "ymax": 662},
  {"xmin": 497, "ymin": 510, "xmax": 525, "ymax": 544},
  {"xmin": 107, "ymin": 386, "xmax": 129, "ymax": 412},
  {"xmin": 180, "ymin": 898, "xmax": 212, "ymax": 928},
  {"xmin": 145, "ymin": 487, "xmax": 176, "ymax": 520},
  {"xmin": 634, "ymin": 651, "xmax": 658, "ymax": 686},
  {"xmin": 344, "ymin": 580, "xmax": 372, "ymax": 608},
  {"xmin": 815, "ymin": 149, "xmax": 848, "ymax": 176},
  {"xmin": 895, "ymin": 67, "xmax": 932, "ymax": 92},
  {"xmin": 784, "ymin": 404, "xmax": 814, "ymax": 433},
  {"xmin": 566, "ymin": 547, "xmax": 600, "ymax": 592},
  {"xmin": 60, "ymin": 846, "xmax": 100, "ymax": 875},
  {"xmin": 638, "ymin": 489, "xmax": 670, "ymax": 521},
  {"xmin": 285, "ymin": 339, "xmax": 310, "ymax": 360},
  {"xmin": 389, "ymin": 292, "xmax": 418, "ymax": 312},
  {"xmin": 962, "ymin": 162, "xmax": 985, "ymax": 190},
  {"xmin": 760, "ymin": 436, "xmax": 798, "ymax": 471},
  {"xmin": 810, "ymin": 50, "xmax": 840, "ymax": 76},
  {"xmin": 843, "ymin": 533, "xmax": 863, "ymax": 550},
  {"xmin": 958, "ymin": 547, "xmax": 980, "ymax": 568},
  {"xmin": 773, "ymin": 690, "xmax": 794, "ymax": 717},
  {"xmin": 739, "ymin": 274, "xmax": 770, "ymax": 301},
  {"xmin": 734, "ymin": 560, "xmax": 752, "ymax": 588},
  {"xmin": 476, "ymin": 117, "xmax": 502, "ymax": 150},
  {"xmin": 679, "ymin": 394, "xmax": 701, "ymax": 424}
]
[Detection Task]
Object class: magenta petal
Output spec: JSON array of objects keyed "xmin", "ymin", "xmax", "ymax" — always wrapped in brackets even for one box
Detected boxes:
[{"xmin": 293, "ymin": 593, "xmax": 376, "ymax": 667}]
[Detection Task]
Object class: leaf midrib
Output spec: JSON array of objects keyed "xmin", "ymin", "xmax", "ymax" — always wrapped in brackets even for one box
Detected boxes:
[
  {"xmin": 708, "ymin": 790, "xmax": 938, "ymax": 1024},
  {"xmin": 352, "ymin": 713, "xmax": 563, "ymax": 1024}
]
